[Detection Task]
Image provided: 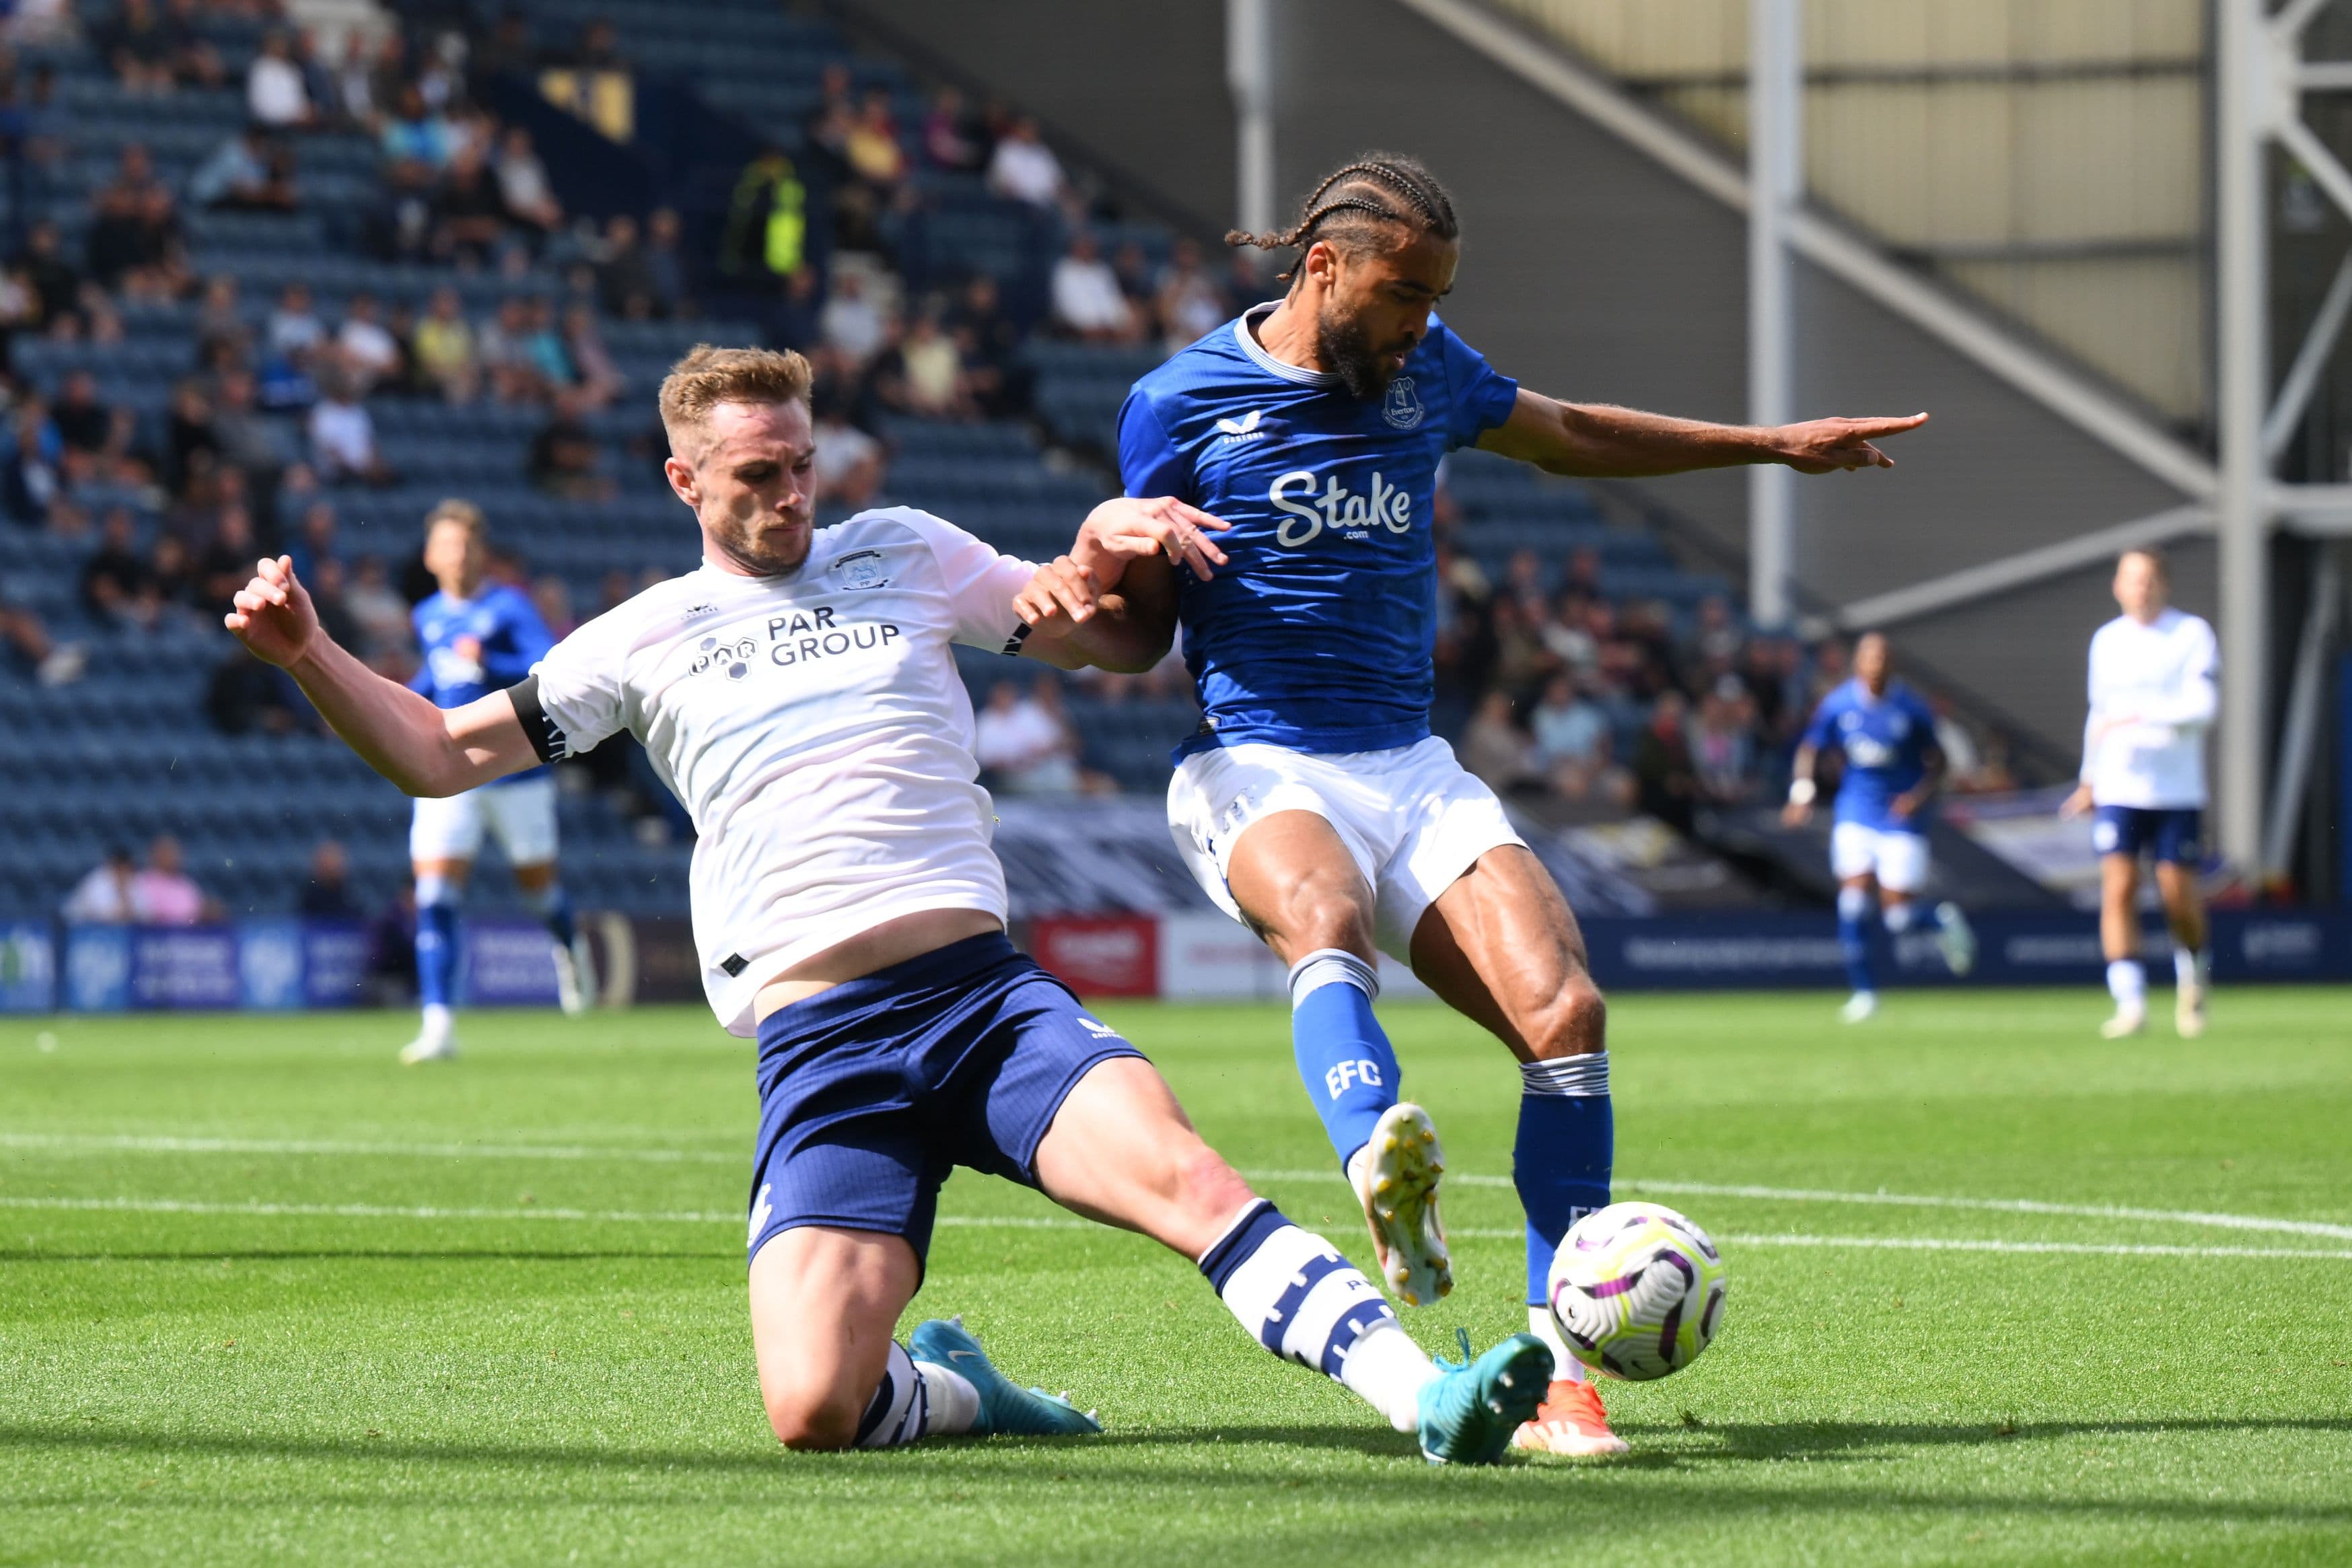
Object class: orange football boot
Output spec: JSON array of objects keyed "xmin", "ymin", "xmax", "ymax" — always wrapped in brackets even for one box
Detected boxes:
[{"xmin": 1511, "ymin": 1376, "xmax": 1629, "ymax": 1456}]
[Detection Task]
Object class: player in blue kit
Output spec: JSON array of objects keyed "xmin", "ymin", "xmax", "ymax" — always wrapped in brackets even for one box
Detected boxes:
[
  {"xmin": 400, "ymin": 499, "xmax": 592, "ymax": 1064},
  {"xmin": 1783, "ymin": 632, "xmax": 1976, "ymax": 1022},
  {"xmin": 1072, "ymin": 153, "xmax": 1927, "ymax": 1456}
]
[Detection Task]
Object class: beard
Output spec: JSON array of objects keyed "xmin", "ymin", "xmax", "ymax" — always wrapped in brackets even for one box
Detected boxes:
[
  {"xmin": 705, "ymin": 500, "xmax": 814, "ymax": 577},
  {"xmin": 1315, "ymin": 304, "xmax": 1411, "ymax": 399}
]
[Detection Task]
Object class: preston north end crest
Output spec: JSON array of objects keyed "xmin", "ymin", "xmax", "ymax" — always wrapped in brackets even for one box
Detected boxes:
[{"xmin": 831, "ymin": 548, "xmax": 890, "ymax": 590}]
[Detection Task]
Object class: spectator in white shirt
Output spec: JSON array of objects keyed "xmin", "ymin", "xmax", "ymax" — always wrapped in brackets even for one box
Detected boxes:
[
  {"xmin": 811, "ymin": 411, "xmax": 882, "ymax": 509},
  {"xmin": 986, "ymin": 118, "xmax": 1065, "ymax": 209},
  {"xmin": 248, "ymin": 31, "xmax": 314, "ymax": 128},
  {"xmin": 62, "ymin": 847, "xmax": 139, "ymax": 924},
  {"xmin": 494, "ymin": 127, "xmax": 562, "ymax": 234},
  {"xmin": 818, "ymin": 271, "xmax": 889, "ymax": 368},
  {"xmin": 974, "ymin": 678, "xmax": 1082, "ymax": 796},
  {"xmin": 309, "ymin": 366, "xmax": 394, "ymax": 484},
  {"xmin": 335, "ymin": 293, "xmax": 402, "ymax": 390},
  {"xmin": 1052, "ymin": 232, "xmax": 1136, "ymax": 343}
]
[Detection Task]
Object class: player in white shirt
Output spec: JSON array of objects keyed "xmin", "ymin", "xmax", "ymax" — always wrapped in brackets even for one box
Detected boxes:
[
  {"xmin": 2061, "ymin": 548, "xmax": 2215, "ymax": 1039},
  {"xmin": 219, "ymin": 345, "xmax": 1552, "ymax": 1462}
]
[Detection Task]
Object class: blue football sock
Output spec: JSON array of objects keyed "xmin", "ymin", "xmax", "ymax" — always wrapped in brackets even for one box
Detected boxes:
[
  {"xmin": 525, "ymin": 881, "xmax": 576, "ymax": 947},
  {"xmin": 415, "ymin": 876, "xmax": 461, "ymax": 1009},
  {"xmin": 1287, "ymin": 949, "xmax": 1400, "ymax": 1169},
  {"xmin": 1837, "ymin": 885, "xmax": 1876, "ymax": 993},
  {"xmin": 1515, "ymin": 1053, "xmax": 1613, "ymax": 1306}
]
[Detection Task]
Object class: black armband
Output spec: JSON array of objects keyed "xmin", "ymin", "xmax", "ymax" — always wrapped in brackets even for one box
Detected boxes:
[
  {"xmin": 1000, "ymin": 622, "xmax": 1033, "ymax": 657},
  {"xmin": 506, "ymin": 674, "xmax": 569, "ymax": 764}
]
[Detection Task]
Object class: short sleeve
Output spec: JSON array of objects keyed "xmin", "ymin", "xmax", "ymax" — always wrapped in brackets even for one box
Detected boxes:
[
  {"xmin": 904, "ymin": 509, "xmax": 1038, "ymax": 652},
  {"xmin": 1799, "ymin": 694, "xmax": 1838, "ymax": 751},
  {"xmin": 520, "ymin": 614, "xmax": 629, "ymax": 761},
  {"xmin": 1431, "ymin": 315, "xmax": 1519, "ymax": 450},
  {"xmin": 1118, "ymin": 389, "xmax": 1192, "ymax": 502}
]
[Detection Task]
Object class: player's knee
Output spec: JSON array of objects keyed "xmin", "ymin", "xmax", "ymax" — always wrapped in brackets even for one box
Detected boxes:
[
  {"xmin": 1288, "ymin": 892, "xmax": 1373, "ymax": 958},
  {"xmin": 764, "ymin": 1383, "xmax": 864, "ymax": 1451},
  {"xmin": 1526, "ymin": 974, "xmax": 1607, "ymax": 1061}
]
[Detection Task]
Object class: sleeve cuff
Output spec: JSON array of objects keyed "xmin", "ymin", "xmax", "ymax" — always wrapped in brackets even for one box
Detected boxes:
[{"xmin": 506, "ymin": 674, "xmax": 569, "ymax": 764}]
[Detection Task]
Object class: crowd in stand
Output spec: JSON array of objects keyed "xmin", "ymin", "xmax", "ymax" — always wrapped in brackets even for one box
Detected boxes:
[{"xmin": 0, "ymin": 0, "xmax": 2020, "ymax": 845}]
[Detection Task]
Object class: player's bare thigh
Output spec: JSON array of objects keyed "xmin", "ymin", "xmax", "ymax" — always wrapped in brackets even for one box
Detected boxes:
[
  {"xmin": 747, "ymin": 1224, "xmax": 921, "ymax": 1449},
  {"xmin": 1221, "ymin": 809, "xmax": 1378, "ymax": 966},
  {"xmin": 413, "ymin": 855, "xmax": 471, "ymax": 888},
  {"xmin": 1406, "ymin": 844, "xmax": 1605, "ymax": 1064},
  {"xmin": 1031, "ymin": 1056, "xmax": 1258, "ymax": 1261},
  {"xmin": 2153, "ymin": 859, "xmax": 2206, "ymax": 946}
]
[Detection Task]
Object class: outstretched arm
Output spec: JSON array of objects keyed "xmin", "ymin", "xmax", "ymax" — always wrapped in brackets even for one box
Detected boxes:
[
  {"xmin": 1015, "ymin": 496, "xmax": 1223, "ymax": 672},
  {"xmin": 225, "ymin": 555, "xmax": 541, "ymax": 796},
  {"xmin": 1477, "ymin": 388, "xmax": 1928, "ymax": 478}
]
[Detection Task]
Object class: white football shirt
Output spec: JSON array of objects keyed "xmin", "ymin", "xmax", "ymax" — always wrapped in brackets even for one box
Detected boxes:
[
  {"xmin": 520, "ymin": 507, "xmax": 1037, "ymax": 1035},
  {"xmin": 2081, "ymin": 606, "xmax": 2218, "ymax": 810}
]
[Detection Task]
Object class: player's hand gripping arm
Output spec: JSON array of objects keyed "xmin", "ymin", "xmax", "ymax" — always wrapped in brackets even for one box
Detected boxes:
[
  {"xmin": 1478, "ymin": 388, "xmax": 1929, "ymax": 478},
  {"xmin": 224, "ymin": 555, "xmax": 541, "ymax": 796},
  {"xmin": 1013, "ymin": 497, "xmax": 1228, "ymax": 672}
]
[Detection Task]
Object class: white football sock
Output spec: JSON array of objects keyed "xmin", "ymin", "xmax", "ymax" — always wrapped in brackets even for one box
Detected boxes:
[
  {"xmin": 2106, "ymin": 960, "xmax": 2145, "ymax": 1007},
  {"xmin": 1197, "ymin": 1200, "xmax": 1423, "ymax": 1429},
  {"xmin": 1337, "ymin": 1320, "xmax": 1437, "ymax": 1432},
  {"xmin": 853, "ymin": 1342, "xmax": 930, "ymax": 1448},
  {"xmin": 2174, "ymin": 948, "xmax": 2209, "ymax": 988},
  {"xmin": 1881, "ymin": 900, "xmax": 1917, "ymax": 934},
  {"xmin": 1528, "ymin": 1306, "xmax": 1585, "ymax": 1384},
  {"xmin": 913, "ymin": 1358, "xmax": 978, "ymax": 1435}
]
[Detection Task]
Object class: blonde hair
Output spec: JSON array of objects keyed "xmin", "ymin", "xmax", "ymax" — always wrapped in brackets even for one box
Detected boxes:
[
  {"xmin": 423, "ymin": 496, "xmax": 487, "ymax": 540},
  {"xmin": 657, "ymin": 343, "xmax": 814, "ymax": 450}
]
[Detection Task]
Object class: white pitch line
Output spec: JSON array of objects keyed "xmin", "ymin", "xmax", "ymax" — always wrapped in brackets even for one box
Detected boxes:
[
  {"xmin": 1242, "ymin": 1170, "xmax": 2352, "ymax": 1244},
  {"xmin": 5, "ymin": 1197, "xmax": 2352, "ymax": 1262},
  {"xmin": 0, "ymin": 1133, "xmax": 735, "ymax": 1164},
  {"xmin": 11, "ymin": 1139, "xmax": 2351, "ymax": 1246}
]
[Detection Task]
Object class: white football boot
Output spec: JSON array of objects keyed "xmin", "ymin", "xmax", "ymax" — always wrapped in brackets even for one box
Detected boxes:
[
  {"xmin": 1351, "ymin": 1102, "xmax": 1452, "ymax": 1307},
  {"xmin": 2175, "ymin": 982, "xmax": 2207, "ymax": 1039},
  {"xmin": 400, "ymin": 1004, "xmax": 459, "ymax": 1065},
  {"xmin": 2100, "ymin": 1001, "xmax": 2147, "ymax": 1039},
  {"xmin": 1839, "ymin": 990, "xmax": 1879, "ymax": 1024},
  {"xmin": 1933, "ymin": 902, "xmax": 1977, "ymax": 976},
  {"xmin": 553, "ymin": 932, "xmax": 596, "ymax": 1016}
]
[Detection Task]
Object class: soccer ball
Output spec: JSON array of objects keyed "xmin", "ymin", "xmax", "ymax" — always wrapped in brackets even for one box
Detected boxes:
[{"xmin": 1545, "ymin": 1201, "xmax": 1727, "ymax": 1381}]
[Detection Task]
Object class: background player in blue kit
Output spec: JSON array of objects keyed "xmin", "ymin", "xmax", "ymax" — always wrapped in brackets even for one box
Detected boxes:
[
  {"xmin": 400, "ymin": 499, "xmax": 592, "ymax": 1063},
  {"xmin": 1784, "ymin": 632, "xmax": 1976, "ymax": 1022},
  {"xmin": 1079, "ymin": 151, "xmax": 1928, "ymax": 1456}
]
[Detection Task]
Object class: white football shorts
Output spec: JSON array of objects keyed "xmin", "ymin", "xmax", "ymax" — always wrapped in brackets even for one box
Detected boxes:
[
  {"xmin": 1166, "ymin": 736, "xmax": 1526, "ymax": 961},
  {"xmin": 410, "ymin": 775, "xmax": 561, "ymax": 866},
  {"xmin": 1830, "ymin": 821, "xmax": 1930, "ymax": 893}
]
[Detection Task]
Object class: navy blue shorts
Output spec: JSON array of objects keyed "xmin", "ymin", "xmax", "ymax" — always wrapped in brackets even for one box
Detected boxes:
[
  {"xmin": 745, "ymin": 931, "xmax": 1145, "ymax": 1269},
  {"xmin": 2092, "ymin": 805, "xmax": 2203, "ymax": 865}
]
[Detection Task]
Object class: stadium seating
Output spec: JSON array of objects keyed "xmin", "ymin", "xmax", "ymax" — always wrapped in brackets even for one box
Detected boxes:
[{"xmin": 0, "ymin": 0, "xmax": 1742, "ymax": 929}]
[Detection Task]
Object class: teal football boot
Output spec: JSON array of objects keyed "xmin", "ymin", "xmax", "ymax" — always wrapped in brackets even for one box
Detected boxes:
[
  {"xmin": 908, "ymin": 1316, "xmax": 1102, "ymax": 1437},
  {"xmin": 1416, "ymin": 1331, "xmax": 1553, "ymax": 1464}
]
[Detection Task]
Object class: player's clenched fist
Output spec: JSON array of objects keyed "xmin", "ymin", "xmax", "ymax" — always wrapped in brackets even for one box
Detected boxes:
[
  {"xmin": 1013, "ymin": 557, "xmax": 1102, "ymax": 629},
  {"xmin": 223, "ymin": 554, "xmax": 320, "ymax": 668}
]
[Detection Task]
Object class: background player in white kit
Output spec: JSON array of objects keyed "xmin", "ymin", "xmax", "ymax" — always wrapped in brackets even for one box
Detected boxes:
[
  {"xmin": 218, "ymin": 345, "xmax": 1553, "ymax": 1464},
  {"xmin": 2062, "ymin": 548, "xmax": 2216, "ymax": 1039}
]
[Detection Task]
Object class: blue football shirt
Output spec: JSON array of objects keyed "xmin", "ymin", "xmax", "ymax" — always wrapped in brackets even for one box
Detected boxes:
[
  {"xmin": 410, "ymin": 582, "xmax": 556, "ymax": 785},
  {"xmin": 1118, "ymin": 304, "xmax": 1519, "ymax": 756},
  {"xmin": 1800, "ymin": 678, "xmax": 1939, "ymax": 832}
]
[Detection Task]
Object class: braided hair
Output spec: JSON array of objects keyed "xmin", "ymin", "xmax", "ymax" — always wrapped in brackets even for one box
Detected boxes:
[{"xmin": 1227, "ymin": 153, "xmax": 1460, "ymax": 283}]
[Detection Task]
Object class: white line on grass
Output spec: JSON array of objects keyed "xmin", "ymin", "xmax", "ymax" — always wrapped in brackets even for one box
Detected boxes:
[
  {"xmin": 0, "ymin": 1133, "xmax": 736, "ymax": 1164},
  {"xmin": 1242, "ymin": 1170, "xmax": 2352, "ymax": 1243},
  {"xmin": 11, "ymin": 1137, "xmax": 2349, "ymax": 1245},
  {"xmin": 5, "ymin": 1195, "xmax": 2352, "ymax": 1262}
]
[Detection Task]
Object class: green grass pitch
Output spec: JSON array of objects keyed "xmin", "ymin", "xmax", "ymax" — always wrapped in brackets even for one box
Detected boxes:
[{"xmin": 4, "ymin": 987, "xmax": 2351, "ymax": 1566}]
